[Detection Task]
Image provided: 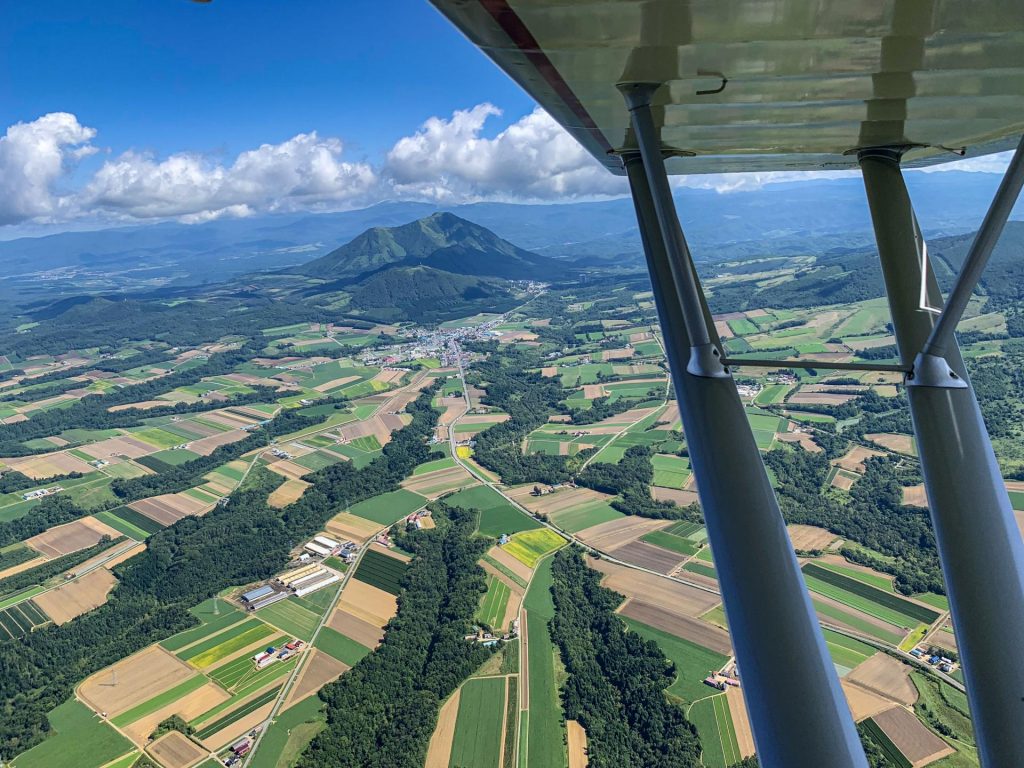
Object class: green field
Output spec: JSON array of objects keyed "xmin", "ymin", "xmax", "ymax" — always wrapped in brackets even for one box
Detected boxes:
[
  {"xmin": 412, "ymin": 456, "xmax": 457, "ymax": 475},
  {"xmin": 550, "ymin": 499, "xmax": 623, "ymax": 533},
  {"xmin": 754, "ymin": 384, "xmax": 790, "ymax": 405},
  {"xmin": 248, "ymin": 694, "xmax": 326, "ymax": 768},
  {"xmin": 256, "ymin": 597, "xmax": 322, "ymax": 641},
  {"xmin": 161, "ymin": 606, "xmax": 244, "ymax": 652},
  {"xmin": 813, "ymin": 560, "xmax": 895, "ymax": 593},
  {"xmin": 194, "ymin": 685, "xmax": 283, "ymax": 741},
  {"xmin": 641, "ymin": 529, "xmax": 699, "ymax": 556},
  {"xmin": 178, "ymin": 618, "xmax": 274, "ymax": 667},
  {"xmin": 0, "ymin": 585, "xmax": 46, "ymax": 611},
  {"xmin": 12, "ymin": 698, "xmax": 134, "ymax": 768},
  {"xmin": 688, "ymin": 694, "xmax": 742, "ymax": 768},
  {"xmin": 822, "ymin": 628, "xmax": 875, "ymax": 672},
  {"xmin": 803, "ymin": 563, "xmax": 939, "ymax": 625},
  {"xmin": 448, "ymin": 485, "xmax": 541, "ymax": 537},
  {"xmin": 314, "ymin": 626, "xmax": 373, "ymax": 666},
  {"xmin": 620, "ymin": 617, "xmax": 729, "ymax": 703},
  {"xmin": 727, "ymin": 318, "xmax": 759, "ymax": 335},
  {"xmin": 111, "ymin": 674, "xmax": 208, "ymax": 727},
  {"xmin": 102, "ymin": 505, "xmax": 164, "ymax": 536},
  {"xmin": 476, "ymin": 574, "xmax": 511, "ymax": 630},
  {"xmin": 811, "ymin": 599, "xmax": 904, "ymax": 646},
  {"xmin": 651, "ymin": 454, "xmax": 691, "ymax": 489},
  {"xmin": 348, "ymin": 488, "xmax": 426, "ymax": 525},
  {"xmin": 449, "ymin": 677, "xmax": 506, "ymax": 768},
  {"xmin": 0, "ymin": 599, "xmax": 49, "ymax": 639},
  {"xmin": 521, "ymin": 557, "xmax": 567, "ymax": 768},
  {"xmin": 353, "ymin": 549, "xmax": 408, "ymax": 595},
  {"xmin": 683, "ymin": 561, "xmax": 717, "ymax": 579},
  {"xmin": 501, "ymin": 528, "xmax": 565, "ymax": 568},
  {"xmin": 1009, "ymin": 489, "xmax": 1024, "ymax": 510}
]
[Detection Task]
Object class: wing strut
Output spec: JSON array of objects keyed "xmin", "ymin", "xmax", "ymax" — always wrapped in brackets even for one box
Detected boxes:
[
  {"xmin": 860, "ymin": 148, "xmax": 1024, "ymax": 767},
  {"xmin": 622, "ymin": 85, "xmax": 868, "ymax": 768}
]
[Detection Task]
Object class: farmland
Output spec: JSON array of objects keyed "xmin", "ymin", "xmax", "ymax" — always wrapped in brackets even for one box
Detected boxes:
[
  {"xmin": 802, "ymin": 563, "xmax": 939, "ymax": 628},
  {"xmin": 500, "ymin": 528, "xmax": 565, "ymax": 568},
  {"xmin": 689, "ymin": 694, "xmax": 742, "ymax": 768},
  {"xmin": 353, "ymin": 549, "xmax": 408, "ymax": 595},
  {"xmin": 257, "ymin": 596, "xmax": 324, "ymax": 641},
  {"xmin": 621, "ymin": 617, "xmax": 730, "ymax": 703},
  {"xmin": 348, "ymin": 488, "xmax": 426, "ymax": 525},
  {"xmin": 314, "ymin": 626, "xmax": 373, "ymax": 666},
  {"xmin": 178, "ymin": 618, "xmax": 275, "ymax": 668},
  {"xmin": 448, "ymin": 677, "xmax": 506, "ymax": 768},
  {"xmin": 446, "ymin": 484, "xmax": 541, "ymax": 537},
  {"xmin": 476, "ymin": 574, "xmax": 511, "ymax": 630},
  {"xmin": 11, "ymin": 699, "xmax": 133, "ymax": 768}
]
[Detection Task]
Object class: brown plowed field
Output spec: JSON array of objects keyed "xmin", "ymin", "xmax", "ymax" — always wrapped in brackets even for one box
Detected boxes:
[
  {"xmin": 841, "ymin": 680, "xmax": 893, "ymax": 720},
  {"xmin": 267, "ymin": 459, "xmax": 312, "ymax": 480},
  {"xmin": 425, "ymin": 689, "xmax": 461, "ymax": 768},
  {"xmin": 128, "ymin": 683, "xmax": 227, "ymax": 743},
  {"xmin": 147, "ymin": 730, "xmax": 208, "ymax": 768},
  {"xmin": 777, "ymin": 432, "xmax": 822, "ymax": 453},
  {"xmin": 619, "ymin": 600, "xmax": 732, "ymax": 655},
  {"xmin": 336, "ymin": 580, "xmax": 397, "ymax": 629},
  {"xmin": 608, "ymin": 540, "xmax": 686, "ymax": 574},
  {"xmin": 873, "ymin": 706, "xmax": 954, "ymax": 766},
  {"xmin": 866, "ymin": 433, "xmax": 916, "ymax": 455},
  {"xmin": 370, "ymin": 542, "xmax": 410, "ymax": 562},
  {"xmin": 189, "ymin": 430, "xmax": 247, "ymax": 456},
  {"xmin": 589, "ymin": 559, "xmax": 720, "ymax": 617},
  {"xmin": 313, "ymin": 375, "xmax": 359, "ymax": 392},
  {"xmin": 286, "ymin": 649, "xmax": 349, "ymax": 707},
  {"xmin": 5, "ymin": 451, "xmax": 97, "ymax": 478},
  {"xmin": 831, "ymin": 472, "xmax": 857, "ymax": 491},
  {"xmin": 903, "ymin": 485, "xmax": 928, "ymax": 507},
  {"xmin": 79, "ymin": 435, "xmax": 161, "ymax": 460},
  {"xmin": 401, "ymin": 465, "xmax": 474, "ymax": 498},
  {"xmin": 651, "ymin": 487, "xmax": 700, "ymax": 505},
  {"xmin": 833, "ymin": 445, "xmax": 886, "ymax": 473},
  {"xmin": 725, "ymin": 686, "xmax": 756, "ymax": 758},
  {"xmin": 329, "ymin": 609, "xmax": 385, "ymax": 648},
  {"xmin": 507, "ymin": 485, "xmax": 612, "ymax": 517},
  {"xmin": 487, "ymin": 545, "xmax": 533, "ymax": 583},
  {"xmin": 79, "ymin": 646, "xmax": 194, "ymax": 716},
  {"xmin": 268, "ymin": 478, "xmax": 309, "ymax": 508},
  {"xmin": 847, "ymin": 335, "xmax": 896, "ymax": 350},
  {"xmin": 847, "ymin": 653, "xmax": 918, "ymax": 706},
  {"xmin": 438, "ymin": 400, "xmax": 469, "ymax": 426},
  {"xmin": 34, "ymin": 568, "xmax": 117, "ymax": 624},
  {"xmin": 567, "ymin": 720, "xmax": 589, "ymax": 768},
  {"xmin": 789, "ymin": 391, "xmax": 857, "ymax": 405},
  {"xmin": 325, "ymin": 513, "xmax": 381, "ymax": 544},
  {"xmin": 130, "ymin": 493, "xmax": 209, "ymax": 526},
  {"xmin": 201, "ymin": 411, "xmax": 256, "ymax": 428},
  {"xmin": 601, "ymin": 347, "xmax": 634, "ymax": 361},
  {"xmin": 575, "ymin": 516, "xmax": 669, "ymax": 551},
  {"xmin": 787, "ymin": 525, "xmax": 838, "ymax": 551},
  {"xmin": 27, "ymin": 517, "xmax": 121, "ymax": 558}
]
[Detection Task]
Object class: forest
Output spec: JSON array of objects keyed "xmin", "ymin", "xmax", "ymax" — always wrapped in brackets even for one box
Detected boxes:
[
  {"xmin": 300, "ymin": 503, "xmax": 493, "ymax": 768},
  {"xmin": 548, "ymin": 547, "xmax": 703, "ymax": 767},
  {"xmin": 576, "ymin": 445, "xmax": 695, "ymax": 520}
]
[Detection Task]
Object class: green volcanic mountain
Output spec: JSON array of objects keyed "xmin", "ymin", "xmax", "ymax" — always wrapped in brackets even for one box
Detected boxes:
[{"xmin": 292, "ymin": 211, "xmax": 565, "ymax": 282}]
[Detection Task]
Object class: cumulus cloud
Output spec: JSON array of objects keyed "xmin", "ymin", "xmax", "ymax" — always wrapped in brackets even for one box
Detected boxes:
[
  {"xmin": 0, "ymin": 113, "xmax": 96, "ymax": 225},
  {"xmin": 385, "ymin": 104, "xmax": 627, "ymax": 202},
  {"xmin": 81, "ymin": 131, "xmax": 377, "ymax": 221}
]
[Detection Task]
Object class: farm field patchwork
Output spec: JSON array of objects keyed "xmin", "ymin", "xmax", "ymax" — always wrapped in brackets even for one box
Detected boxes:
[
  {"xmin": 822, "ymin": 629, "xmax": 875, "ymax": 673},
  {"xmin": 522, "ymin": 557, "xmax": 567, "ymax": 768},
  {"xmin": 476, "ymin": 574, "xmax": 511, "ymax": 630},
  {"xmin": 620, "ymin": 617, "xmax": 729, "ymax": 703},
  {"xmin": 640, "ymin": 529, "xmax": 700, "ymax": 556},
  {"xmin": 256, "ymin": 596, "xmax": 323, "ymax": 641},
  {"xmin": 177, "ymin": 618, "xmax": 274, "ymax": 668},
  {"xmin": 688, "ymin": 694, "xmax": 741, "ymax": 768},
  {"xmin": 0, "ymin": 598, "xmax": 49, "ymax": 638},
  {"xmin": 110, "ymin": 674, "xmax": 208, "ymax": 727},
  {"xmin": 194, "ymin": 685, "xmax": 283, "ymax": 741},
  {"xmin": 11, "ymin": 698, "xmax": 133, "ymax": 768},
  {"xmin": 651, "ymin": 454, "xmax": 691, "ymax": 489},
  {"xmin": 549, "ymin": 499, "xmax": 623, "ymax": 533},
  {"xmin": 313, "ymin": 626, "xmax": 373, "ymax": 666},
  {"xmin": 802, "ymin": 563, "xmax": 939, "ymax": 627},
  {"xmin": 447, "ymin": 485, "xmax": 541, "ymax": 538}
]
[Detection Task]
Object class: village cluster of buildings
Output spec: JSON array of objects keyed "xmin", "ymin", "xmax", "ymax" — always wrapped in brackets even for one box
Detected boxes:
[
  {"xmin": 21, "ymin": 486, "xmax": 62, "ymax": 501},
  {"xmin": 911, "ymin": 647, "xmax": 958, "ymax": 674}
]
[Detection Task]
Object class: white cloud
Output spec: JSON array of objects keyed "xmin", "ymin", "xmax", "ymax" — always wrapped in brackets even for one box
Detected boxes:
[
  {"xmin": 0, "ymin": 113, "xmax": 96, "ymax": 225},
  {"xmin": 915, "ymin": 150, "xmax": 1013, "ymax": 174},
  {"xmin": 385, "ymin": 104, "xmax": 627, "ymax": 202},
  {"xmin": 81, "ymin": 132, "xmax": 377, "ymax": 221}
]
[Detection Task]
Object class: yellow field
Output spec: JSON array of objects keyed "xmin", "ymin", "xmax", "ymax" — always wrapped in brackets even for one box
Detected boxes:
[
  {"xmin": 500, "ymin": 528, "xmax": 565, "ymax": 568},
  {"xmin": 456, "ymin": 446, "xmax": 471, "ymax": 459}
]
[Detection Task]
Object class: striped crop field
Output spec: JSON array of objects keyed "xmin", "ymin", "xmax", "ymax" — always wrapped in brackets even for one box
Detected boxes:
[{"xmin": 476, "ymin": 574, "xmax": 511, "ymax": 630}]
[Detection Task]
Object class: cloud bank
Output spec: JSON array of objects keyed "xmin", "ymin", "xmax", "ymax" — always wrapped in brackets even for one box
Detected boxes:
[{"xmin": 0, "ymin": 106, "xmax": 1014, "ymax": 228}]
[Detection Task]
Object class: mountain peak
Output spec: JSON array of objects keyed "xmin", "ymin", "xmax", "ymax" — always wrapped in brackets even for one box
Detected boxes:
[{"xmin": 292, "ymin": 213, "xmax": 564, "ymax": 282}]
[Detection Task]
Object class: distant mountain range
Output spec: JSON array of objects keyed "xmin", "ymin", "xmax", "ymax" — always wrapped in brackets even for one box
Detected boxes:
[{"xmin": 0, "ymin": 170, "xmax": 1014, "ymax": 306}]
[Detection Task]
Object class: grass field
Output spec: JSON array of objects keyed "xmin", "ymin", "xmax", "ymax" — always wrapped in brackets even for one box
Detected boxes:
[
  {"xmin": 640, "ymin": 529, "xmax": 699, "ymax": 556},
  {"xmin": 256, "ymin": 597, "xmax": 322, "ymax": 641},
  {"xmin": 822, "ymin": 629, "xmax": 875, "ymax": 671},
  {"xmin": 521, "ymin": 557, "xmax": 567, "ymax": 768},
  {"xmin": 353, "ymin": 549, "xmax": 408, "ymax": 595},
  {"xmin": 811, "ymin": 560, "xmax": 895, "ymax": 593},
  {"xmin": 476, "ymin": 574, "xmax": 511, "ymax": 630},
  {"xmin": 684, "ymin": 561, "xmax": 717, "ymax": 579},
  {"xmin": 688, "ymin": 694, "xmax": 741, "ymax": 768},
  {"xmin": 314, "ymin": 626, "xmax": 372, "ymax": 666},
  {"xmin": 651, "ymin": 454, "xmax": 690, "ymax": 489},
  {"xmin": 111, "ymin": 674, "xmax": 208, "ymax": 727},
  {"xmin": 727, "ymin": 318, "xmax": 759, "ymax": 335},
  {"xmin": 620, "ymin": 617, "xmax": 729, "ymax": 703},
  {"xmin": 12, "ymin": 698, "xmax": 134, "ymax": 768},
  {"xmin": 179, "ymin": 618, "xmax": 274, "ymax": 667},
  {"xmin": 448, "ymin": 485, "xmax": 541, "ymax": 538},
  {"xmin": 348, "ymin": 488, "xmax": 426, "ymax": 525},
  {"xmin": 412, "ymin": 457, "xmax": 457, "ymax": 475},
  {"xmin": 811, "ymin": 599, "xmax": 904, "ymax": 646},
  {"xmin": 248, "ymin": 694, "xmax": 326, "ymax": 768},
  {"xmin": 803, "ymin": 563, "xmax": 939, "ymax": 625},
  {"xmin": 501, "ymin": 528, "xmax": 565, "ymax": 568},
  {"xmin": 449, "ymin": 677, "xmax": 506, "ymax": 768},
  {"xmin": 754, "ymin": 384, "xmax": 790, "ymax": 405},
  {"xmin": 552, "ymin": 499, "xmax": 623, "ymax": 533}
]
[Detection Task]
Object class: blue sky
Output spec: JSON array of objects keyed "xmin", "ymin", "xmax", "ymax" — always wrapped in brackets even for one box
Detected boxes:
[
  {"xmin": 0, "ymin": 0, "xmax": 1014, "ymax": 234},
  {"xmin": 1, "ymin": 0, "xmax": 531, "ymax": 160}
]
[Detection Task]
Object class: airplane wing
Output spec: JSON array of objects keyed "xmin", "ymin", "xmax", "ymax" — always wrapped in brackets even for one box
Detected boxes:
[{"xmin": 430, "ymin": 0, "xmax": 1024, "ymax": 175}]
